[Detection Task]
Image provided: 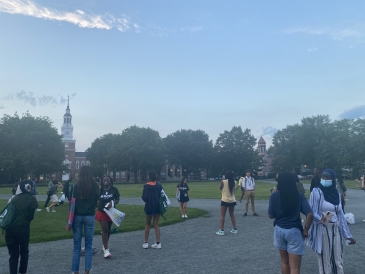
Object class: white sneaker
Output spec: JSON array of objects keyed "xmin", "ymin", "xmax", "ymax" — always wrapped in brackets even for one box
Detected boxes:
[
  {"xmin": 46, "ymin": 207, "xmax": 50, "ymax": 212},
  {"xmin": 52, "ymin": 210, "xmax": 56, "ymax": 213},
  {"xmin": 103, "ymin": 249, "xmax": 111, "ymax": 258},
  {"xmin": 182, "ymin": 215, "xmax": 184, "ymax": 218},
  {"xmin": 184, "ymin": 215, "xmax": 188, "ymax": 218},
  {"xmin": 142, "ymin": 242, "xmax": 149, "ymax": 249},
  {"xmin": 151, "ymin": 243, "xmax": 161, "ymax": 249},
  {"xmin": 216, "ymin": 230, "xmax": 225, "ymax": 236},
  {"xmin": 230, "ymin": 229, "xmax": 238, "ymax": 234},
  {"xmin": 36, "ymin": 209, "xmax": 42, "ymax": 212}
]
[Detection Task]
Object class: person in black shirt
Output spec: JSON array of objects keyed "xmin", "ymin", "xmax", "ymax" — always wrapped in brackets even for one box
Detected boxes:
[
  {"xmin": 63, "ymin": 177, "xmax": 73, "ymax": 201},
  {"xmin": 95, "ymin": 176, "xmax": 120, "ymax": 258},
  {"xmin": 176, "ymin": 177, "xmax": 189, "ymax": 218},
  {"xmin": 310, "ymin": 168, "xmax": 322, "ymax": 193},
  {"xmin": 5, "ymin": 180, "xmax": 38, "ymax": 274}
]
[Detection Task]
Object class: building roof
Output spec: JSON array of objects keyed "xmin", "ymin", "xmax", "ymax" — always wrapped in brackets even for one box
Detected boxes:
[
  {"xmin": 258, "ymin": 135, "xmax": 266, "ymax": 144},
  {"xmin": 75, "ymin": 152, "xmax": 86, "ymax": 158}
]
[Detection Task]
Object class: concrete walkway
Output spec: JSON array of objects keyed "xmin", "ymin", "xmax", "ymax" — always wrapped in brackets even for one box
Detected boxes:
[{"xmin": 0, "ymin": 188, "xmax": 364, "ymax": 274}]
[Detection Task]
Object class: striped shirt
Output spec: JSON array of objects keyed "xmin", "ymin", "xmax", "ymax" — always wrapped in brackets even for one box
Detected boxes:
[
  {"xmin": 306, "ymin": 188, "xmax": 352, "ymax": 254},
  {"xmin": 244, "ymin": 177, "xmax": 255, "ymax": 190}
]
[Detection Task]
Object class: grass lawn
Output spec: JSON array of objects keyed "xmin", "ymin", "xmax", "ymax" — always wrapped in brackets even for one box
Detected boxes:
[
  {"xmin": 301, "ymin": 179, "xmax": 363, "ymax": 190},
  {"xmin": 0, "ymin": 181, "xmax": 276, "ymax": 200},
  {"xmin": 0, "ymin": 200, "xmax": 208, "ymax": 247}
]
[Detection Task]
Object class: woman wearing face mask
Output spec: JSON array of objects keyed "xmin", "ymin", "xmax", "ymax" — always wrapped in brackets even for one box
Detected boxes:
[
  {"xmin": 306, "ymin": 168, "xmax": 356, "ymax": 274},
  {"xmin": 176, "ymin": 177, "xmax": 189, "ymax": 218},
  {"xmin": 95, "ymin": 176, "xmax": 120, "ymax": 258}
]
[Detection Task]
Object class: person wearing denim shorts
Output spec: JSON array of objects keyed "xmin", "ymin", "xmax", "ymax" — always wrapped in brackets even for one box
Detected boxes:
[
  {"xmin": 71, "ymin": 166, "xmax": 99, "ymax": 274},
  {"xmin": 268, "ymin": 172, "xmax": 313, "ymax": 274}
]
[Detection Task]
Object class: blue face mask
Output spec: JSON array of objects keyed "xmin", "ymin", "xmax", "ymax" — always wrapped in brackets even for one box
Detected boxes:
[{"xmin": 320, "ymin": 179, "xmax": 332, "ymax": 187}]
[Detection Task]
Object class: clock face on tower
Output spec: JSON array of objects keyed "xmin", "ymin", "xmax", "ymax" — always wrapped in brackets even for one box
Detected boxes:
[{"xmin": 64, "ymin": 130, "xmax": 70, "ymax": 136}]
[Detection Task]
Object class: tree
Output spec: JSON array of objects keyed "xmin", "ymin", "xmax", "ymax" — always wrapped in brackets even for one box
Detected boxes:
[
  {"xmin": 0, "ymin": 112, "xmax": 66, "ymax": 180},
  {"xmin": 163, "ymin": 129, "xmax": 213, "ymax": 177},
  {"xmin": 214, "ymin": 126, "xmax": 261, "ymax": 176},
  {"xmin": 116, "ymin": 126, "xmax": 165, "ymax": 183}
]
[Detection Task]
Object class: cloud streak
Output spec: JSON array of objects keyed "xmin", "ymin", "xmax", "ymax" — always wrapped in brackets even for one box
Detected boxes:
[
  {"xmin": 262, "ymin": 126, "xmax": 277, "ymax": 137},
  {"xmin": 2, "ymin": 91, "xmax": 76, "ymax": 107},
  {"xmin": 307, "ymin": 47, "xmax": 318, "ymax": 52},
  {"xmin": 284, "ymin": 23, "xmax": 365, "ymax": 44},
  {"xmin": 0, "ymin": 0, "xmax": 140, "ymax": 32},
  {"xmin": 339, "ymin": 105, "xmax": 365, "ymax": 119}
]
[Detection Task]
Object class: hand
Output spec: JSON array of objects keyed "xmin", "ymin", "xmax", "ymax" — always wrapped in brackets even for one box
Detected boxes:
[
  {"xmin": 108, "ymin": 202, "xmax": 113, "ymax": 209},
  {"xmin": 302, "ymin": 229, "xmax": 308, "ymax": 239},
  {"xmin": 347, "ymin": 238, "xmax": 356, "ymax": 245}
]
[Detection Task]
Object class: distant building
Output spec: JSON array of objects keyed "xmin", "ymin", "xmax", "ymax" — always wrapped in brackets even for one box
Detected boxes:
[{"xmin": 257, "ymin": 136, "xmax": 273, "ymax": 177}]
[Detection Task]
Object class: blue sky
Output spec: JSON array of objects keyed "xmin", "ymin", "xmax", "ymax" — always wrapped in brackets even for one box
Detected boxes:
[{"xmin": 1, "ymin": 0, "xmax": 364, "ymax": 151}]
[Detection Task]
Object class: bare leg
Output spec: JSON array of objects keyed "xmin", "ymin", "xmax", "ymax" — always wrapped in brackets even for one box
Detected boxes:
[
  {"xmin": 288, "ymin": 253, "xmax": 302, "ymax": 274},
  {"xmin": 183, "ymin": 202, "xmax": 187, "ymax": 215},
  {"xmin": 153, "ymin": 214, "xmax": 160, "ymax": 242},
  {"xmin": 279, "ymin": 249, "xmax": 290, "ymax": 274},
  {"xmin": 179, "ymin": 202, "xmax": 184, "ymax": 215},
  {"xmin": 228, "ymin": 206, "xmax": 236, "ymax": 229},
  {"xmin": 99, "ymin": 220, "xmax": 109, "ymax": 249},
  {"xmin": 144, "ymin": 215, "xmax": 153, "ymax": 242},
  {"xmin": 219, "ymin": 206, "xmax": 228, "ymax": 230}
]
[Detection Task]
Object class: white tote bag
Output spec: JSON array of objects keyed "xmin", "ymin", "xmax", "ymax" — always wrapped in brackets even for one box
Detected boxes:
[{"xmin": 103, "ymin": 201, "xmax": 125, "ymax": 227}]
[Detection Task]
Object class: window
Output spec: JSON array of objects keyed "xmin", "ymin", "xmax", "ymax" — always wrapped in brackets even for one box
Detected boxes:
[
  {"xmin": 65, "ymin": 143, "xmax": 69, "ymax": 147},
  {"xmin": 76, "ymin": 161, "xmax": 79, "ymax": 169},
  {"xmin": 81, "ymin": 161, "xmax": 85, "ymax": 167},
  {"xmin": 116, "ymin": 172, "xmax": 119, "ymax": 179},
  {"xmin": 110, "ymin": 172, "xmax": 113, "ymax": 177},
  {"xmin": 65, "ymin": 154, "xmax": 68, "ymax": 158},
  {"xmin": 75, "ymin": 173, "xmax": 78, "ymax": 179},
  {"xmin": 86, "ymin": 161, "xmax": 90, "ymax": 166}
]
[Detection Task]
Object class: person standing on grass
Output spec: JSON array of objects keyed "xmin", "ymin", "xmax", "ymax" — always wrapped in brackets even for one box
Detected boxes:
[
  {"xmin": 238, "ymin": 175, "xmax": 245, "ymax": 202},
  {"xmin": 31, "ymin": 177, "xmax": 42, "ymax": 212},
  {"xmin": 176, "ymin": 177, "xmax": 189, "ymax": 218},
  {"xmin": 5, "ymin": 180, "xmax": 38, "ymax": 274},
  {"xmin": 95, "ymin": 175, "xmax": 120, "ymax": 258},
  {"xmin": 44, "ymin": 176, "xmax": 55, "ymax": 208},
  {"xmin": 268, "ymin": 172, "xmax": 313, "ymax": 274},
  {"xmin": 71, "ymin": 166, "xmax": 99, "ymax": 274},
  {"xmin": 243, "ymin": 169, "xmax": 258, "ymax": 217},
  {"xmin": 142, "ymin": 170, "xmax": 162, "ymax": 249},
  {"xmin": 216, "ymin": 170, "xmax": 238, "ymax": 236},
  {"xmin": 63, "ymin": 177, "xmax": 73, "ymax": 201}
]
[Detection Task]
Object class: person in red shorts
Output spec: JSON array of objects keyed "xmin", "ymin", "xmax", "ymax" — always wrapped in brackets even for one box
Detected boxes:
[{"xmin": 95, "ymin": 176, "xmax": 120, "ymax": 258}]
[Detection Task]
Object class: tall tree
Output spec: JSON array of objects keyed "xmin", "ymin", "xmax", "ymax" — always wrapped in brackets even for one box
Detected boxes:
[
  {"xmin": 214, "ymin": 126, "xmax": 261, "ymax": 176},
  {"xmin": 0, "ymin": 112, "xmax": 65, "ymax": 179},
  {"xmin": 163, "ymin": 129, "xmax": 213, "ymax": 177}
]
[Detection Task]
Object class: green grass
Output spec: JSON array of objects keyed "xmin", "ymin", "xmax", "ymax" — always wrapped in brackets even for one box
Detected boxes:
[
  {"xmin": 0, "ymin": 180, "xmax": 276, "ymax": 200},
  {"xmin": 301, "ymin": 179, "xmax": 363, "ymax": 190},
  {"xmin": 0, "ymin": 200, "xmax": 208, "ymax": 247}
]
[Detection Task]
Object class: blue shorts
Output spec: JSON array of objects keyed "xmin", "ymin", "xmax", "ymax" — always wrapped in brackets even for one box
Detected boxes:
[{"xmin": 273, "ymin": 226, "xmax": 305, "ymax": 256}]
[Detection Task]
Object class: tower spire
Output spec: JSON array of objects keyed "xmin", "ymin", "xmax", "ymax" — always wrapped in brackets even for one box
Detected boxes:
[{"xmin": 67, "ymin": 95, "xmax": 70, "ymax": 110}]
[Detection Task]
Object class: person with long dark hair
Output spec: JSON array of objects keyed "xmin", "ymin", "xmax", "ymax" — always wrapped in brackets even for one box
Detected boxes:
[
  {"xmin": 5, "ymin": 180, "xmax": 38, "ymax": 274},
  {"xmin": 95, "ymin": 175, "xmax": 120, "ymax": 258},
  {"xmin": 306, "ymin": 168, "xmax": 356, "ymax": 274},
  {"xmin": 71, "ymin": 166, "xmax": 99, "ymax": 274},
  {"xmin": 216, "ymin": 170, "xmax": 238, "ymax": 236},
  {"xmin": 268, "ymin": 172, "xmax": 313, "ymax": 274},
  {"xmin": 142, "ymin": 170, "xmax": 163, "ymax": 249},
  {"xmin": 176, "ymin": 177, "xmax": 189, "ymax": 218}
]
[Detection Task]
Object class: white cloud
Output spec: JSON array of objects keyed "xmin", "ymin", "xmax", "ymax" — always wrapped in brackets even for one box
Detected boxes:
[
  {"xmin": 1, "ymin": 91, "xmax": 77, "ymax": 107},
  {"xmin": 339, "ymin": 105, "xmax": 365, "ymax": 119},
  {"xmin": 307, "ymin": 47, "xmax": 318, "ymax": 52},
  {"xmin": 180, "ymin": 26, "xmax": 203, "ymax": 33},
  {"xmin": 284, "ymin": 23, "xmax": 365, "ymax": 44},
  {"xmin": 0, "ymin": 106, "xmax": 5, "ymax": 109},
  {"xmin": 0, "ymin": 0, "xmax": 140, "ymax": 32}
]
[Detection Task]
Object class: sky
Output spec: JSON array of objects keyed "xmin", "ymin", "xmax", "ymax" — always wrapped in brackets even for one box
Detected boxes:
[{"xmin": 1, "ymin": 0, "xmax": 365, "ymax": 152}]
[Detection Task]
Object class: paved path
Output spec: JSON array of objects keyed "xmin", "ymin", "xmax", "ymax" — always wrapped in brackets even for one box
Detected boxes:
[{"xmin": 0, "ymin": 189, "xmax": 364, "ymax": 274}]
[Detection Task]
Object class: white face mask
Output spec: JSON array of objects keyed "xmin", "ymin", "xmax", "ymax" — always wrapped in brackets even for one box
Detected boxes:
[{"xmin": 320, "ymin": 179, "xmax": 332, "ymax": 187}]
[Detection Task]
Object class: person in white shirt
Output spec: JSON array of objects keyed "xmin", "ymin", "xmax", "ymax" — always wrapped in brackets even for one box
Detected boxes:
[{"xmin": 243, "ymin": 170, "xmax": 258, "ymax": 216}]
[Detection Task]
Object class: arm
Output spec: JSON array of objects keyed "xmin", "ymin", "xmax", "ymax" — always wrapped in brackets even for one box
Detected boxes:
[
  {"xmin": 309, "ymin": 189, "xmax": 322, "ymax": 222},
  {"xmin": 142, "ymin": 186, "xmax": 147, "ymax": 202},
  {"xmin": 176, "ymin": 186, "xmax": 179, "ymax": 198},
  {"xmin": 114, "ymin": 187, "xmax": 120, "ymax": 205},
  {"xmin": 268, "ymin": 194, "xmax": 276, "ymax": 219},
  {"xmin": 303, "ymin": 212, "xmax": 313, "ymax": 238},
  {"xmin": 253, "ymin": 178, "xmax": 255, "ymax": 191},
  {"xmin": 219, "ymin": 181, "xmax": 224, "ymax": 190}
]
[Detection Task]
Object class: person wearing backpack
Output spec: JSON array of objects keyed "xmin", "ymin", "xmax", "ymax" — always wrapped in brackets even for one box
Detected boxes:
[
  {"xmin": 142, "ymin": 170, "xmax": 162, "ymax": 249},
  {"xmin": 5, "ymin": 180, "xmax": 38, "ymax": 274}
]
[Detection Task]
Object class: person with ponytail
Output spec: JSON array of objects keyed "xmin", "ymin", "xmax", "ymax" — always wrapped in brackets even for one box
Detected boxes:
[
  {"xmin": 268, "ymin": 172, "xmax": 313, "ymax": 274},
  {"xmin": 216, "ymin": 170, "xmax": 238, "ymax": 236},
  {"xmin": 306, "ymin": 168, "xmax": 355, "ymax": 274}
]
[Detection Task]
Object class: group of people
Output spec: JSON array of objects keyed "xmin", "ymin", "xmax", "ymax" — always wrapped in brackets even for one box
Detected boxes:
[{"xmin": 4, "ymin": 166, "xmax": 358, "ymax": 274}]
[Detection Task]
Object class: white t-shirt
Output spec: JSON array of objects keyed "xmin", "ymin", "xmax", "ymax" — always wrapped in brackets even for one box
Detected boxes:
[{"xmin": 244, "ymin": 177, "xmax": 255, "ymax": 190}]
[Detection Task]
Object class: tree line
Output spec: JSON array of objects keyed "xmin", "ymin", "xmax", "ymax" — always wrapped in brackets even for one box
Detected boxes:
[{"xmin": 269, "ymin": 115, "xmax": 365, "ymax": 177}]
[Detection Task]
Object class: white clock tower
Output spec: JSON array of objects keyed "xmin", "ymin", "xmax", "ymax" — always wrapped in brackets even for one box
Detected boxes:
[{"xmin": 61, "ymin": 96, "xmax": 74, "ymax": 141}]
